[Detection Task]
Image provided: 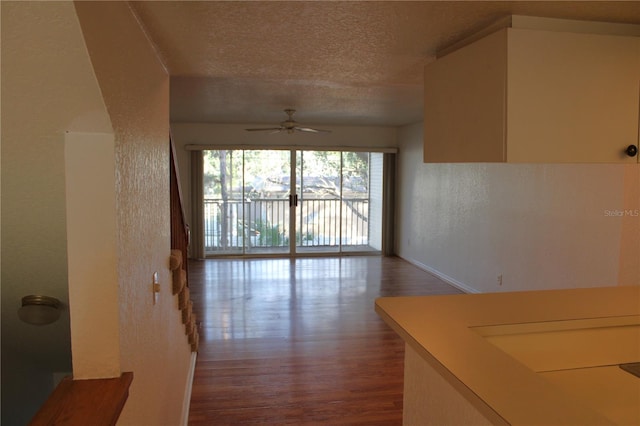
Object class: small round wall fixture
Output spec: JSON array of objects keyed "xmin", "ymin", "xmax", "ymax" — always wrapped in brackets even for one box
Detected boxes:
[{"xmin": 18, "ymin": 295, "xmax": 62, "ymax": 325}]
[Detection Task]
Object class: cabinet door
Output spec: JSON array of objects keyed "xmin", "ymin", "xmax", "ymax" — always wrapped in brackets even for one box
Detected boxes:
[
  {"xmin": 507, "ymin": 29, "xmax": 639, "ymax": 163},
  {"xmin": 423, "ymin": 29, "xmax": 507, "ymax": 163}
]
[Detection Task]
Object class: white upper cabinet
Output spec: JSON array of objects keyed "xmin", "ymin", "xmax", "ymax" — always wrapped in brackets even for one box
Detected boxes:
[{"xmin": 424, "ymin": 20, "xmax": 640, "ymax": 163}]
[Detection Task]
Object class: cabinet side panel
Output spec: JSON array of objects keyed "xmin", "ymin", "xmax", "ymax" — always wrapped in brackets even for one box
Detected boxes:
[
  {"xmin": 403, "ymin": 344, "xmax": 503, "ymax": 425},
  {"xmin": 507, "ymin": 29, "xmax": 639, "ymax": 163},
  {"xmin": 424, "ymin": 29, "xmax": 507, "ymax": 163}
]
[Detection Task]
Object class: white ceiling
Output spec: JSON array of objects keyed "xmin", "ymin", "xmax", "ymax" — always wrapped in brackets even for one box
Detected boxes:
[{"xmin": 130, "ymin": 1, "xmax": 640, "ymax": 127}]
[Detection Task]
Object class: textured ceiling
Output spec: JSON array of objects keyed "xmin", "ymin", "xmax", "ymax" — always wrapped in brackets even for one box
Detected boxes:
[{"xmin": 130, "ymin": 1, "xmax": 640, "ymax": 126}]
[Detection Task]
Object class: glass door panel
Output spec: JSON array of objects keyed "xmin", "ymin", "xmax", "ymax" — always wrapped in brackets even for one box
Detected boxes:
[
  {"xmin": 343, "ymin": 152, "xmax": 383, "ymax": 252},
  {"xmin": 294, "ymin": 150, "xmax": 383, "ymax": 254},
  {"xmin": 295, "ymin": 151, "xmax": 342, "ymax": 254},
  {"xmin": 203, "ymin": 149, "xmax": 242, "ymax": 255},
  {"xmin": 203, "ymin": 149, "xmax": 291, "ymax": 256},
  {"xmin": 244, "ymin": 150, "xmax": 291, "ymax": 255}
]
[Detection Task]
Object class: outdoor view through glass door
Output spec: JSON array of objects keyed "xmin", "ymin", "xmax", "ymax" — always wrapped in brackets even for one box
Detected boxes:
[{"xmin": 203, "ymin": 149, "xmax": 383, "ymax": 256}]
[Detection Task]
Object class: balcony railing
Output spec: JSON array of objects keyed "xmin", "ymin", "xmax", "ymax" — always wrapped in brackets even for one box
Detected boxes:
[{"xmin": 204, "ymin": 197, "xmax": 369, "ymax": 253}]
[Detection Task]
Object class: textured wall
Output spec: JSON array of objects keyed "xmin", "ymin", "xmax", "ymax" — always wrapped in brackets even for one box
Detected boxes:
[
  {"xmin": 75, "ymin": 2, "xmax": 192, "ymax": 424},
  {"xmin": 619, "ymin": 165, "xmax": 640, "ymax": 285},
  {"xmin": 396, "ymin": 122, "xmax": 638, "ymax": 292}
]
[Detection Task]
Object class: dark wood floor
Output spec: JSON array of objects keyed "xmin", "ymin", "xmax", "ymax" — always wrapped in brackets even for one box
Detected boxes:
[{"xmin": 187, "ymin": 256, "xmax": 463, "ymax": 425}]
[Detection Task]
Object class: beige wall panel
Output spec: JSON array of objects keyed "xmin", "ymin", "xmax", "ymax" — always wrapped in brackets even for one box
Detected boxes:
[{"xmin": 65, "ymin": 132, "xmax": 120, "ymax": 379}]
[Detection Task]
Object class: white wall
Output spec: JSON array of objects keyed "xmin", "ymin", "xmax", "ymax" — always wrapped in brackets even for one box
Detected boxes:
[
  {"xmin": 396, "ymin": 122, "xmax": 639, "ymax": 293},
  {"xmin": 619, "ymin": 165, "xmax": 640, "ymax": 285},
  {"xmin": 170, "ymin": 122, "xmax": 398, "ymax": 253},
  {"xmin": 75, "ymin": 2, "xmax": 193, "ymax": 424},
  {"xmin": 65, "ymin": 132, "xmax": 120, "ymax": 379}
]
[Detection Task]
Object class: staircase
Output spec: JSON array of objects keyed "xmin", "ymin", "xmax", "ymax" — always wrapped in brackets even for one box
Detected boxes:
[{"xmin": 170, "ymin": 137, "xmax": 199, "ymax": 352}]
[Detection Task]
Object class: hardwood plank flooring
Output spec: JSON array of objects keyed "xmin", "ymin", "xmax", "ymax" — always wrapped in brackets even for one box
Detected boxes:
[{"xmin": 188, "ymin": 256, "xmax": 463, "ymax": 425}]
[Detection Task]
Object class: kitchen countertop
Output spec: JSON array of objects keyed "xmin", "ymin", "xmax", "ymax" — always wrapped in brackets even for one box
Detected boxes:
[{"xmin": 375, "ymin": 286, "xmax": 640, "ymax": 425}]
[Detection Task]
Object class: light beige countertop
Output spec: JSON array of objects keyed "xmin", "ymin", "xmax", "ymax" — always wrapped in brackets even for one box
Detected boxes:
[{"xmin": 375, "ymin": 286, "xmax": 640, "ymax": 425}]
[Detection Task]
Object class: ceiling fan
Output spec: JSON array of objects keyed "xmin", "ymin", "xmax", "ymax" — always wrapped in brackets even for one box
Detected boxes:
[{"xmin": 246, "ymin": 109, "xmax": 331, "ymax": 134}]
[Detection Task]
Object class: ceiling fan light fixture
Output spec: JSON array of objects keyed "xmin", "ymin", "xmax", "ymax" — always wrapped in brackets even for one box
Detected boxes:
[
  {"xmin": 18, "ymin": 295, "xmax": 62, "ymax": 326},
  {"xmin": 245, "ymin": 109, "xmax": 331, "ymax": 134}
]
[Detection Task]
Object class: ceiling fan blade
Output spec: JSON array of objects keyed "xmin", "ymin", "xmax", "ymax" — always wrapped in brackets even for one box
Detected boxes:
[
  {"xmin": 245, "ymin": 127, "xmax": 283, "ymax": 132},
  {"xmin": 246, "ymin": 110, "xmax": 331, "ymax": 135},
  {"xmin": 295, "ymin": 127, "xmax": 332, "ymax": 133}
]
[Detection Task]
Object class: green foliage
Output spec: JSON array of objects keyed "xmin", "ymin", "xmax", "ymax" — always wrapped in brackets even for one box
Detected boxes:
[
  {"xmin": 296, "ymin": 230, "xmax": 315, "ymax": 244},
  {"xmin": 342, "ymin": 152, "xmax": 369, "ymax": 183},
  {"xmin": 253, "ymin": 219, "xmax": 287, "ymax": 246},
  {"xmin": 204, "ymin": 149, "xmax": 292, "ymax": 198},
  {"xmin": 204, "ymin": 149, "xmax": 371, "ymax": 198}
]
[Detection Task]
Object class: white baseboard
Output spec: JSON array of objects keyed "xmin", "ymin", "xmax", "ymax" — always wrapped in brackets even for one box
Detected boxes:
[
  {"xmin": 181, "ymin": 351, "xmax": 198, "ymax": 426},
  {"xmin": 401, "ymin": 257, "xmax": 480, "ymax": 294}
]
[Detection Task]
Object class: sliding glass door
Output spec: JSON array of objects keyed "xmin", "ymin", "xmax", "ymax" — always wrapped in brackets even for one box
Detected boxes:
[{"xmin": 201, "ymin": 148, "xmax": 385, "ymax": 257}]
